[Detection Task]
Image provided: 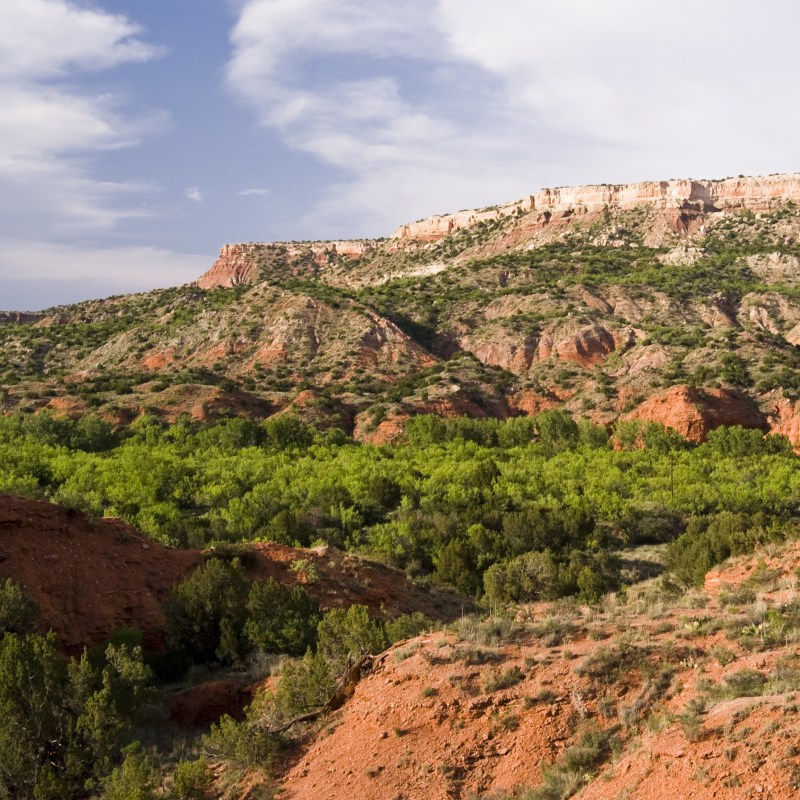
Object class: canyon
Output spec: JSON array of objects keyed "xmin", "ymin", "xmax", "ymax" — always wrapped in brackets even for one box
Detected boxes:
[{"xmin": 5, "ymin": 172, "xmax": 800, "ymax": 448}]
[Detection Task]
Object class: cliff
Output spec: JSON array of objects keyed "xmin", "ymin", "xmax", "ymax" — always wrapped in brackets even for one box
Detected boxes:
[
  {"xmin": 391, "ymin": 173, "xmax": 800, "ymax": 241},
  {"xmin": 196, "ymin": 240, "xmax": 375, "ymax": 289},
  {"xmin": 197, "ymin": 173, "xmax": 800, "ymax": 287}
]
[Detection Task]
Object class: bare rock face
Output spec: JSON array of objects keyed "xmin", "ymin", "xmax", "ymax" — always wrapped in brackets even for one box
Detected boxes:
[
  {"xmin": 508, "ymin": 390, "xmax": 560, "ymax": 416},
  {"xmin": 624, "ymin": 385, "xmax": 768, "ymax": 442},
  {"xmin": 694, "ymin": 297, "xmax": 739, "ymax": 328},
  {"xmin": 196, "ymin": 241, "xmax": 375, "ymax": 289},
  {"xmin": 467, "ymin": 331, "xmax": 538, "ymax": 374},
  {"xmin": 769, "ymin": 398, "xmax": 800, "ymax": 448},
  {"xmin": 551, "ymin": 323, "xmax": 619, "ymax": 366},
  {"xmin": 196, "ymin": 243, "xmax": 262, "ymax": 288},
  {"xmin": 392, "ymin": 197, "xmax": 535, "ymax": 242},
  {"xmin": 746, "ymin": 252, "xmax": 800, "ymax": 284},
  {"xmin": 738, "ymin": 292, "xmax": 800, "ymax": 338},
  {"xmin": 391, "ymin": 174, "xmax": 800, "ymax": 242}
]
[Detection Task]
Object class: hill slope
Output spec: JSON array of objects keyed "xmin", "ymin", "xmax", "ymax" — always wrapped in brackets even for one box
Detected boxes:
[
  {"xmin": 270, "ymin": 544, "xmax": 800, "ymax": 800},
  {"xmin": 0, "ymin": 494, "xmax": 467, "ymax": 655},
  {"xmin": 4, "ymin": 173, "xmax": 800, "ymax": 443}
]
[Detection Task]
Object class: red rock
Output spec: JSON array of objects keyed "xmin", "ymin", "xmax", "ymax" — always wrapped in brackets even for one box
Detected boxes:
[
  {"xmin": 390, "ymin": 174, "xmax": 800, "ymax": 243},
  {"xmin": 623, "ymin": 385, "xmax": 767, "ymax": 442}
]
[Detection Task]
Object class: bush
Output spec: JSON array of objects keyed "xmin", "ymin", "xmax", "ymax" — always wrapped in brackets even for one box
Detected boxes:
[
  {"xmin": 576, "ymin": 637, "xmax": 647, "ymax": 683},
  {"xmin": 484, "ymin": 551, "xmax": 564, "ymax": 603},
  {"xmin": 316, "ymin": 605, "xmax": 388, "ymax": 673},
  {"xmin": 203, "ymin": 714, "xmax": 278, "ymax": 770},
  {"xmin": 171, "ymin": 757, "xmax": 213, "ymax": 800},
  {"xmin": 101, "ymin": 743, "xmax": 160, "ymax": 800},
  {"xmin": 482, "ymin": 666, "xmax": 523, "ymax": 693},
  {"xmin": 0, "ymin": 578, "xmax": 38, "ymax": 635},
  {"xmin": 164, "ymin": 559, "xmax": 248, "ymax": 666},
  {"xmin": 272, "ymin": 648, "xmax": 335, "ymax": 718},
  {"xmin": 244, "ymin": 578, "xmax": 320, "ymax": 656},
  {"xmin": 385, "ymin": 611, "xmax": 433, "ymax": 643}
]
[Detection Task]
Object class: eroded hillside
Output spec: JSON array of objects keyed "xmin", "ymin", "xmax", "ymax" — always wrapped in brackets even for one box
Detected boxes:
[
  {"xmin": 265, "ymin": 544, "xmax": 800, "ymax": 800},
  {"xmin": 4, "ymin": 174, "xmax": 800, "ymax": 445}
]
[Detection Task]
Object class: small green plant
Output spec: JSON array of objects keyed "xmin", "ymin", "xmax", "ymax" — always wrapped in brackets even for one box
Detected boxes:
[
  {"xmin": 290, "ymin": 558, "xmax": 319, "ymax": 584},
  {"xmin": 0, "ymin": 578, "xmax": 38, "ymax": 635},
  {"xmin": 709, "ymin": 645, "xmax": 735, "ymax": 666},
  {"xmin": 482, "ymin": 666, "xmax": 524, "ymax": 693},
  {"xmin": 678, "ymin": 699, "xmax": 707, "ymax": 742},
  {"xmin": 171, "ymin": 757, "xmax": 213, "ymax": 800}
]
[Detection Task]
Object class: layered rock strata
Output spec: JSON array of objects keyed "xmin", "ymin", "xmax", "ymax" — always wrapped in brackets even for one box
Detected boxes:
[{"xmin": 392, "ymin": 174, "xmax": 800, "ymax": 241}]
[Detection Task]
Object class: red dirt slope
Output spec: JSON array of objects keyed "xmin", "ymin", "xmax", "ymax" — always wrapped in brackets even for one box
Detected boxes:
[
  {"xmin": 0, "ymin": 494, "xmax": 467, "ymax": 656},
  {"xmin": 0, "ymin": 492, "xmax": 200, "ymax": 653}
]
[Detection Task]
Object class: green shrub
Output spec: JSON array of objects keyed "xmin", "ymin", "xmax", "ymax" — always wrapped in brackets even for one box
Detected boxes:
[
  {"xmin": 0, "ymin": 578, "xmax": 38, "ymax": 635},
  {"xmin": 203, "ymin": 714, "xmax": 278, "ymax": 770},
  {"xmin": 100, "ymin": 743, "xmax": 160, "ymax": 800},
  {"xmin": 316, "ymin": 605, "xmax": 388, "ymax": 673},
  {"xmin": 164, "ymin": 558, "xmax": 248, "ymax": 666},
  {"xmin": 577, "ymin": 637, "xmax": 647, "ymax": 683},
  {"xmin": 386, "ymin": 611, "xmax": 433, "ymax": 643},
  {"xmin": 271, "ymin": 648, "xmax": 335, "ymax": 718},
  {"xmin": 171, "ymin": 757, "xmax": 213, "ymax": 800},
  {"xmin": 482, "ymin": 666, "xmax": 524, "ymax": 693},
  {"xmin": 244, "ymin": 578, "xmax": 320, "ymax": 656}
]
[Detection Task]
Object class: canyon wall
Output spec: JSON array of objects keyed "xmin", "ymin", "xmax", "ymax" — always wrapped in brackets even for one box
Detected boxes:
[
  {"xmin": 391, "ymin": 173, "xmax": 800, "ymax": 241},
  {"xmin": 197, "ymin": 173, "xmax": 800, "ymax": 287},
  {"xmin": 196, "ymin": 240, "xmax": 375, "ymax": 290}
]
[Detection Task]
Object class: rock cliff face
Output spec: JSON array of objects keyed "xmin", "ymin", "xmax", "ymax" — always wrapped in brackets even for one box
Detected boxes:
[
  {"xmin": 392, "ymin": 197, "xmax": 535, "ymax": 242},
  {"xmin": 196, "ymin": 240, "xmax": 374, "ymax": 289},
  {"xmin": 623, "ymin": 385, "xmax": 768, "ymax": 442},
  {"xmin": 391, "ymin": 174, "xmax": 800, "ymax": 242},
  {"xmin": 197, "ymin": 173, "xmax": 800, "ymax": 286},
  {"xmin": 195, "ymin": 243, "xmax": 262, "ymax": 288}
]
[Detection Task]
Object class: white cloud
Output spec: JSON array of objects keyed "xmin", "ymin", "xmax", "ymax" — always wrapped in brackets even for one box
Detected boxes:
[
  {"xmin": 0, "ymin": 0, "xmax": 159, "ymax": 80},
  {"xmin": 0, "ymin": 238, "xmax": 209, "ymax": 310},
  {"xmin": 238, "ymin": 188, "xmax": 270, "ymax": 196},
  {"xmin": 227, "ymin": 0, "xmax": 800, "ymax": 237},
  {"xmin": 186, "ymin": 187, "xmax": 203, "ymax": 202},
  {"xmin": 0, "ymin": 0, "xmax": 164, "ymax": 235}
]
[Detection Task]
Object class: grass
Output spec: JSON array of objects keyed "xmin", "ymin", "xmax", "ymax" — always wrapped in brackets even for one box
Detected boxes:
[
  {"xmin": 511, "ymin": 725, "xmax": 620, "ymax": 800},
  {"xmin": 482, "ymin": 666, "xmax": 524, "ymax": 693},
  {"xmin": 576, "ymin": 635, "xmax": 648, "ymax": 683}
]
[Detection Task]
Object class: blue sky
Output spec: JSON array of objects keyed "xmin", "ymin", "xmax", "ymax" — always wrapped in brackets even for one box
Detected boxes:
[{"xmin": 2, "ymin": 0, "xmax": 800, "ymax": 310}]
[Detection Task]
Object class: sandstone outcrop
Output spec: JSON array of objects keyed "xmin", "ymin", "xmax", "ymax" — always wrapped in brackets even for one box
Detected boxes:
[
  {"xmin": 769, "ymin": 397, "xmax": 800, "ymax": 448},
  {"xmin": 392, "ymin": 197, "xmax": 534, "ymax": 242},
  {"xmin": 196, "ymin": 240, "xmax": 375, "ymax": 289},
  {"xmin": 391, "ymin": 174, "xmax": 800, "ymax": 242},
  {"xmin": 623, "ymin": 385, "xmax": 768, "ymax": 442}
]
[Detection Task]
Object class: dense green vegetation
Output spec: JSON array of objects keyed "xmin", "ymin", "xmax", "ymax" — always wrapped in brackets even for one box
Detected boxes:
[
  {"xmin": 0, "ymin": 410, "xmax": 797, "ymax": 604},
  {"xmin": 0, "ymin": 568, "xmax": 429, "ymax": 799},
  {"xmin": 0, "ymin": 631, "xmax": 157, "ymax": 799}
]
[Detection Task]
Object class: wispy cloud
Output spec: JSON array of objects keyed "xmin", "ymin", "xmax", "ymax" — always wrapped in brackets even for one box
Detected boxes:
[
  {"xmin": 238, "ymin": 188, "xmax": 270, "ymax": 197},
  {"xmin": 186, "ymin": 187, "xmax": 203, "ymax": 202},
  {"xmin": 0, "ymin": 0, "xmax": 165, "ymax": 234},
  {"xmin": 227, "ymin": 0, "xmax": 800, "ymax": 238}
]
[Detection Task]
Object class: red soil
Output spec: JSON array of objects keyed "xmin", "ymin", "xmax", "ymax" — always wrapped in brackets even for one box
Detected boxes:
[{"xmin": 0, "ymin": 495, "xmax": 465, "ymax": 656}]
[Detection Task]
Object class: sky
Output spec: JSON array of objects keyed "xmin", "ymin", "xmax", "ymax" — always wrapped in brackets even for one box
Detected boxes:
[{"xmin": 2, "ymin": 1, "xmax": 800, "ymax": 310}]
